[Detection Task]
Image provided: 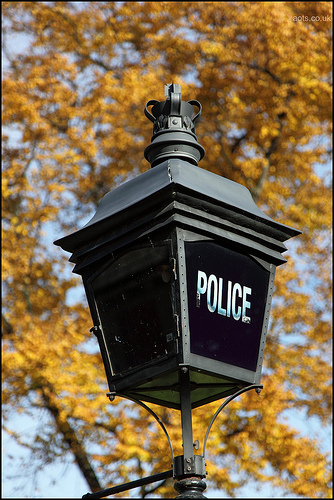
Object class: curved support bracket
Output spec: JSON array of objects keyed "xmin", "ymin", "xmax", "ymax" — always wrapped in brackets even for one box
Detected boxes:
[
  {"xmin": 106, "ymin": 384, "xmax": 262, "ymax": 475},
  {"xmin": 109, "ymin": 392, "xmax": 174, "ymax": 461},
  {"xmin": 202, "ymin": 384, "xmax": 263, "ymax": 459}
]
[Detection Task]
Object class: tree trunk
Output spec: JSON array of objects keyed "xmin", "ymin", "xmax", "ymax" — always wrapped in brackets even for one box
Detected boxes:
[{"xmin": 41, "ymin": 386, "xmax": 102, "ymax": 493}]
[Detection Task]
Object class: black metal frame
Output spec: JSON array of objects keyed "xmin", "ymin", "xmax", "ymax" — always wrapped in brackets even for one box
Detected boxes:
[{"xmin": 83, "ymin": 226, "xmax": 275, "ymax": 413}]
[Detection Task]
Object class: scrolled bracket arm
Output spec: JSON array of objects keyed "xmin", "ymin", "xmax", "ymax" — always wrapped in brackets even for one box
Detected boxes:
[
  {"xmin": 108, "ymin": 392, "xmax": 175, "ymax": 461},
  {"xmin": 202, "ymin": 384, "xmax": 263, "ymax": 459}
]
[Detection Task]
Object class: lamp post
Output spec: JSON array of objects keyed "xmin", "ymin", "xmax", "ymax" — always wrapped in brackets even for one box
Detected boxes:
[{"xmin": 54, "ymin": 83, "xmax": 301, "ymax": 498}]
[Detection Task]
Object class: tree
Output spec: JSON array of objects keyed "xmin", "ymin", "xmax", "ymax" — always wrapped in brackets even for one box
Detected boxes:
[{"xmin": 2, "ymin": 2, "xmax": 332, "ymax": 497}]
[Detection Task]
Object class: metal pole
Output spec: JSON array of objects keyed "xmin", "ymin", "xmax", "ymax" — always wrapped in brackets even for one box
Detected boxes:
[
  {"xmin": 179, "ymin": 366, "xmax": 194, "ymax": 460},
  {"xmin": 173, "ymin": 366, "xmax": 207, "ymax": 498}
]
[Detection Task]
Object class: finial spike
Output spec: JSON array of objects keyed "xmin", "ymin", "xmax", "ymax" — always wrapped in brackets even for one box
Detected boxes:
[{"xmin": 165, "ymin": 83, "xmax": 181, "ymax": 98}]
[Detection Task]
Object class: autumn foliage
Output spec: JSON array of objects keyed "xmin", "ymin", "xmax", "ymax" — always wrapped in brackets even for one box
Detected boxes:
[{"xmin": 2, "ymin": 2, "xmax": 332, "ymax": 498}]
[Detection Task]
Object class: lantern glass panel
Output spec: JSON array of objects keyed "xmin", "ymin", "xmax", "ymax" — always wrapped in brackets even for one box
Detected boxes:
[
  {"xmin": 185, "ymin": 241, "xmax": 270, "ymax": 372},
  {"xmin": 91, "ymin": 245, "xmax": 175, "ymax": 375}
]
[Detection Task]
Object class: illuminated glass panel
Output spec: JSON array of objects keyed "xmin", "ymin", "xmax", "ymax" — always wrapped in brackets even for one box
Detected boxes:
[{"xmin": 185, "ymin": 242, "xmax": 269, "ymax": 372}]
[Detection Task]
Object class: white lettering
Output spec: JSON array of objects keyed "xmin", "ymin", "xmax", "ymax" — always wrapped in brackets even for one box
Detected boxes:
[
  {"xmin": 217, "ymin": 278, "xmax": 226, "ymax": 316},
  {"xmin": 196, "ymin": 270, "xmax": 207, "ymax": 307},
  {"xmin": 207, "ymin": 274, "xmax": 218, "ymax": 312},
  {"xmin": 195, "ymin": 270, "xmax": 252, "ymax": 324},
  {"xmin": 242, "ymin": 286, "xmax": 252, "ymax": 323},
  {"xmin": 232, "ymin": 282, "xmax": 242, "ymax": 320},
  {"xmin": 227, "ymin": 280, "xmax": 232, "ymax": 317}
]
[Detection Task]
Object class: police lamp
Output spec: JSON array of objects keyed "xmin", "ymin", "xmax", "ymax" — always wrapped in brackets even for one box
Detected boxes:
[{"xmin": 54, "ymin": 84, "xmax": 300, "ymax": 492}]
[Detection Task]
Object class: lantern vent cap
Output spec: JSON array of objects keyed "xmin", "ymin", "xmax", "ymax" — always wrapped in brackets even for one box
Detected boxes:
[{"xmin": 144, "ymin": 83, "xmax": 205, "ymax": 168}]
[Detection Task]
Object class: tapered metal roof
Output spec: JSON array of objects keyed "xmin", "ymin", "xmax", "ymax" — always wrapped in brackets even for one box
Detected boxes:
[{"xmin": 54, "ymin": 159, "xmax": 300, "ymax": 262}]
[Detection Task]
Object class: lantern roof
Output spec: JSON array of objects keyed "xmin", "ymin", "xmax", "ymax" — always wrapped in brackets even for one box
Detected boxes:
[{"xmin": 54, "ymin": 159, "xmax": 300, "ymax": 267}]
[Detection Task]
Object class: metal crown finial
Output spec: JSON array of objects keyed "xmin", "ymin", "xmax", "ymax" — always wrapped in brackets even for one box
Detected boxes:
[{"xmin": 144, "ymin": 83, "xmax": 205, "ymax": 168}]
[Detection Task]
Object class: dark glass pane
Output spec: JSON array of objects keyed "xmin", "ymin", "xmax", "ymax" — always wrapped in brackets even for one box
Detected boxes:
[
  {"xmin": 185, "ymin": 242, "xmax": 269, "ymax": 372},
  {"xmin": 91, "ymin": 246, "xmax": 174, "ymax": 375}
]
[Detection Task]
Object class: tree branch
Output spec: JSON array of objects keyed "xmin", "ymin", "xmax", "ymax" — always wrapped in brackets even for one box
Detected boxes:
[
  {"xmin": 41, "ymin": 385, "xmax": 102, "ymax": 493},
  {"xmin": 251, "ymin": 114, "xmax": 285, "ymax": 202},
  {"xmin": 1, "ymin": 314, "xmax": 14, "ymax": 336}
]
